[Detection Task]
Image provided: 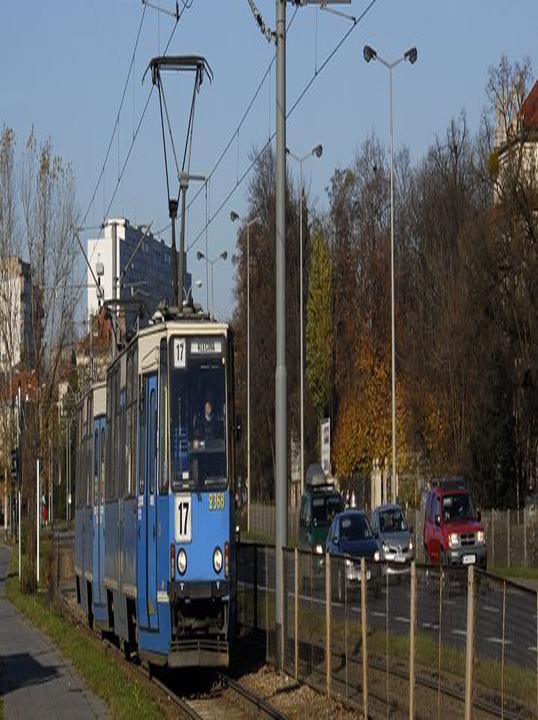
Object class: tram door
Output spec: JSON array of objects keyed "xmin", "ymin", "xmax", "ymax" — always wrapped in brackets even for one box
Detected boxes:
[
  {"xmin": 138, "ymin": 374, "xmax": 159, "ymax": 631},
  {"xmin": 92, "ymin": 416, "xmax": 105, "ymax": 608}
]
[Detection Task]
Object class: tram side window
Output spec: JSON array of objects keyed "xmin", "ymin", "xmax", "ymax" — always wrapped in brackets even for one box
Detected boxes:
[
  {"xmin": 120, "ymin": 392, "xmax": 126, "ymax": 499},
  {"xmin": 101, "ymin": 427, "xmax": 105, "ymax": 503},
  {"xmin": 125, "ymin": 354, "xmax": 132, "ymax": 498},
  {"xmin": 114, "ymin": 370, "xmax": 120, "ymax": 500},
  {"xmin": 94, "ymin": 428, "xmax": 99, "ymax": 506},
  {"xmin": 88, "ymin": 398, "xmax": 92, "ymax": 506},
  {"xmin": 149, "ymin": 388, "xmax": 156, "ymax": 495},
  {"xmin": 139, "ymin": 379, "xmax": 145, "ymax": 495},
  {"xmin": 130, "ymin": 350, "xmax": 137, "ymax": 496},
  {"xmin": 159, "ymin": 339, "xmax": 169, "ymax": 494}
]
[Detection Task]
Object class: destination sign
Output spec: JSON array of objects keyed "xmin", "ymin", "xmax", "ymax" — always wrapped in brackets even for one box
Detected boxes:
[{"xmin": 190, "ymin": 339, "xmax": 222, "ymax": 355}]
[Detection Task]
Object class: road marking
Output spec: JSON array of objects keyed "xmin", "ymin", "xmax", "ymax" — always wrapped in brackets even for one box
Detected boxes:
[
  {"xmin": 372, "ymin": 611, "xmax": 386, "ymax": 618},
  {"xmin": 422, "ymin": 622, "xmax": 439, "ymax": 630},
  {"xmin": 483, "ymin": 605, "xmax": 500, "ymax": 613},
  {"xmin": 486, "ymin": 637, "xmax": 511, "ymax": 646},
  {"xmin": 395, "ymin": 616, "xmax": 410, "ymax": 624},
  {"xmin": 452, "ymin": 629, "xmax": 467, "ymax": 637},
  {"xmin": 528, "ymin": 646, "xmax": 537, "ymax": 653}
]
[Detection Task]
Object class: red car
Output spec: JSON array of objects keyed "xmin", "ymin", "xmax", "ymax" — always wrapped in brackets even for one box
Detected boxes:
[{"xmin": 423, "ymin": 477, "xmax": 487, "ymax": 569}]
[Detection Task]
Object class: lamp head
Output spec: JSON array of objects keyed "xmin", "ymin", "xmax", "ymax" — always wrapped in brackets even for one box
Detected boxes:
[
  {"xmin": 312, "ymin": 144, "xmax": 323, "ymax": 159},
  {"xmin": 404, "ymin": 47, "xmax": 417, "ymax": 64},
  {"xmin": 230, "ymin": 210, "xmax": 240, "ymax": 222},
  {"xmin": 195, "ymin": 279, "xmax": 202, "ymax": 288},
  {"xmin": 220, "ymin": 251, "xmax": 228, "ymax": 261},
  {"xmin": 196, "ymin": 250, "xmax": 205, "ymax": 260},
  {"xmin": 363, "ymin": 45, "xmax": 377, "ymax": 63}
]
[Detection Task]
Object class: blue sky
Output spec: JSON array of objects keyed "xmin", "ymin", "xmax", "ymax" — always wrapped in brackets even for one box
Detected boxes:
[{"xmin": 2, "ymin": 1, "xmax": 537, "ymax": 322}]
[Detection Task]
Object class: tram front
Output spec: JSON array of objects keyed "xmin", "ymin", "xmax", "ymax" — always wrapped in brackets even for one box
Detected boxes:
[{"xmin": 167, "ymin": 331, "xmax": 232, "ymax": 667}]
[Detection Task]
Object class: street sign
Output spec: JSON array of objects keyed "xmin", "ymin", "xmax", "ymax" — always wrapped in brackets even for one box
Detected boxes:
[
  {"xmin": 320, "ymin": 419, "xmax": 330, "ymax": 476},
  {"xmin": 10, "ymin": 448, "xmax": 19, "ymax": 481}
]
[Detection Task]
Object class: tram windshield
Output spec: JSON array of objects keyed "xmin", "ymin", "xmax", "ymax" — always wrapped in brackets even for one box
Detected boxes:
[{"xmin": 170, "ymin": 338, "xmax": 227, "ymax": 491}]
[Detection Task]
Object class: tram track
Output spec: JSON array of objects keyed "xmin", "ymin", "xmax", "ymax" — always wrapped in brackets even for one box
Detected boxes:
[{"xmin": 58, "ymin": 592, "xmax": 286, "ymax": 720}]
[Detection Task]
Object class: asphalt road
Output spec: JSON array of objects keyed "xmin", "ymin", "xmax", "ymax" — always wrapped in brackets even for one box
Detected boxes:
[{"xmin": 236, "ymin": 547, "xmax": 538, "ymax": 672}]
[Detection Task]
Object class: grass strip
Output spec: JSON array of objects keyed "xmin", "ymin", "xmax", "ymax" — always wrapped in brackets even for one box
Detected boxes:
[
  {"xmin": 5, "ymin": 546, "xmax": 169, "ymax": 720},
  {"xmin": 238, "ymin": 583, "xmax": 537, "ymax": 711},
  {"xmin": 489, "ymin": 565, "xmax": 538, "ymax": 581}
]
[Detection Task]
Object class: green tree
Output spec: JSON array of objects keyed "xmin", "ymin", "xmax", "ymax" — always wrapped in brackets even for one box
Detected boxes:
[{"xmin": 306, "ymin": 228, "xmax": 333, "ymax": 420}]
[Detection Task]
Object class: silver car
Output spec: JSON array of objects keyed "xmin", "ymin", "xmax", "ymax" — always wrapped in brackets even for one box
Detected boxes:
[{"xmin": 371, "ymin": 504, "xmax": 414, "ymax": 574}]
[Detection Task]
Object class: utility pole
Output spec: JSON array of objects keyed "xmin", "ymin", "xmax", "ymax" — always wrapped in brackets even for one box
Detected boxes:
[{"xmin": 274, "ymin": 0, "xmax": 287, "ymax": 670}]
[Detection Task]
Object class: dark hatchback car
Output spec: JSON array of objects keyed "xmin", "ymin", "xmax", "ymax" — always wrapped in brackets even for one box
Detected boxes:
[{"xmin": 325, "ymin": 510, "xmax": 382, "ymax": 598}]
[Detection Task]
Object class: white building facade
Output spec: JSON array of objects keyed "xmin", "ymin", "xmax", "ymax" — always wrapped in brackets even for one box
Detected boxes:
[
  {"xmin": 0, "ymin": 257, "xmax": 34, "ymax": 371},
  {"xmin": 87, "ymin": 218, "xmax": 191, "ymax": 330}
]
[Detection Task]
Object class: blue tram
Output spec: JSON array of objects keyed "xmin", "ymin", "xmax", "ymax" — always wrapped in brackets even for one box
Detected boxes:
[{"xmin": 75, "ymin": 314, "xmax": 235, "ymax": 668}]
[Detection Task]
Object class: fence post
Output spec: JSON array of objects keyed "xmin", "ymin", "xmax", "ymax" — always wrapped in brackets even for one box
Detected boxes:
[
  {"xmin": 491, "ymin": 510, "xmax": 495, "ymax": 567},
  {"xmin": 464, "ymin": 565, "xmax": 475, "ymax": 720},
  {"xmin": 523, "ymin": 507, "xmax": 529, "ymax": 567},
  {"xmin": 361, "ymin": 557, "xmax": 369, "ymax": 720},
  {"xmin": 294, "ymin": 547, "xmax": 299, "ymax": 679},
  {"xmin": 254, "ymin": 544, "xmax": 258, "ymax": 633},
  {"xmin": 281, "ymin": 548, "xmax": 285, "ymax": 671},
  {"xmin": 325, "ymin": 551, "xmax": 331, "ymax": 697},
  {"xmin": 409, "ymin": 562, "xmax": 417, "ymax": 720},
  {"xmin": 507, "ymin": 508, "xmax": 511, "ymax": 568}
]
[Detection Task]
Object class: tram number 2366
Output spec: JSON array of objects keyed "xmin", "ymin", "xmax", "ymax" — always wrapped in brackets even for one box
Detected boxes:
[{"xmin": 209, "ymin": 493, "xmax": 225, "ymax": 511}]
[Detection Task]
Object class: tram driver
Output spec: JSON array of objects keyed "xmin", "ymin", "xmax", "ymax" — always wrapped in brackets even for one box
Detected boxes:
[{"xmin": 193, "ymin": 398, "xmax": 223, "ymax": 447}]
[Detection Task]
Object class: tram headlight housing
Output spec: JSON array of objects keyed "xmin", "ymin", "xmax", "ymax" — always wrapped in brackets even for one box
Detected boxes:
[
  {"xmin": 213, "ymin": 546, "xmax": 223, "ymax": 574},
  {"xmin": 177, "ymin": 548, "xmax": 187, "ymax": 576}
]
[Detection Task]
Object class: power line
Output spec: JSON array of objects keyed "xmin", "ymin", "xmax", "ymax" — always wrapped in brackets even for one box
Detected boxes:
[
  {"xmin": 80, "ymin": 8, "xmax": 187, "ymax": 285},
  {"xmin": 186, "ymin": 0, "xmax": 377, "ymax": 253},
  {"xmin": 81, "ymin": 4, "xmax": 147, "ymax": 229}
]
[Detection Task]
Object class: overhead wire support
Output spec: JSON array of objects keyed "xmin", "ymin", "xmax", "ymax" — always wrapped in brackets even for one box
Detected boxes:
[{"xmin": 147, "ymin": 55, "xmax": 213, "ymax": 307}]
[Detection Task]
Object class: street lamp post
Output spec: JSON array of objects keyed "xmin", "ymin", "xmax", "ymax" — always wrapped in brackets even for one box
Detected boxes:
[
  {"xmin": 196, "ymin": 250, "xmax": 227, "ymax": 318},
  {"xmin": 231, "ymin": 211, "xmax": 261, "ymax": 535},
  {"xmin": 363, "ymin": 44, "xmax": 417, "ymax": 504},
  {"xmin": 285, "ymin": 145, "xmax": 323, "ymax": 497}
]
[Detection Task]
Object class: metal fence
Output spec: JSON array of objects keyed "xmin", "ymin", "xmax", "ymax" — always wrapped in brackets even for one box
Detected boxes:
[
  {"xmin": 248, "ymin": 503, "xmax": 538, "ymax": 568},
  {"xmin": 236, "ymin": 543, "xmax": 538, "ymax": 719}
]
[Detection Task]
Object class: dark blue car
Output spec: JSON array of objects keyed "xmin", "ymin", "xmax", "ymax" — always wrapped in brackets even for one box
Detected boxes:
[{"xmin": 325, "ymin": 510, "xmax": 382, "ymax": 598}]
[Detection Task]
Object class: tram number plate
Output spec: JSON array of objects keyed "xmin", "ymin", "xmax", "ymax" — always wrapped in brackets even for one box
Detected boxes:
[
  {"xmin": 175, "ymin": 495, "xmax": 192, "ymax": 543},
  {"xmin": 209, "ymin": 493, "xmax": 225, "ymax": 511},
  {"xmin": 173, "ymin": 338, "xmax": 186, "ymax": 368}
]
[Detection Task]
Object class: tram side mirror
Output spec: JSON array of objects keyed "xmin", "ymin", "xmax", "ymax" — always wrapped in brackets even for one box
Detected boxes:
[{"xmin": 235, "ymin": 414, "xmax": 242, "ymax": 442}]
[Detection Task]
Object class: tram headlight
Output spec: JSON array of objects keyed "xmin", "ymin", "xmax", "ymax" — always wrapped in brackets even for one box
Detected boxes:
[
  {"xmin": 213, "ymin": 546, "xmax": 223, "ymax": 574},
  {"xmin": 177, "ymin": 548, "xmax": 187, "ymax": 576}
]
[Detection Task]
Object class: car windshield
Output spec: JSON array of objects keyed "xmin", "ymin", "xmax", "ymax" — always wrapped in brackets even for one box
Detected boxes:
[
  {"xmin": 443, "ymin": 494, "xmax": 475, "ymax": 523},
  {"xmin": 340, "ymin": 514, "xmax": 373, "ymax": 541},
  {"xmin": 379, "ymin": 508, "xmax": 407, "ymax": 533},
  {"xmin": 170, "ymin": 338, "xmax": 227, "ymax": 491},
  {"xmin": 312, "ymin": 494, "xmax": 343, "ymax": 526}
]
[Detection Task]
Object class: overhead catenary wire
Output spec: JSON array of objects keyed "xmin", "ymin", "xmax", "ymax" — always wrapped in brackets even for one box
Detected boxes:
[
  {"xmin": 186, "ymin": 0, "xmax": 377, "ymax": 253},
  {"xmin": 82, "ymin": 9, "xmax": 187, "ymax": 279}
]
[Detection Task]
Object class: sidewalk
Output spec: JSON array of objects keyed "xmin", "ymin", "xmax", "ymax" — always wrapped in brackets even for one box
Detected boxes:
[{"xmin": 0, "ymin": 545, "xmax": 108, "ymax": 720}]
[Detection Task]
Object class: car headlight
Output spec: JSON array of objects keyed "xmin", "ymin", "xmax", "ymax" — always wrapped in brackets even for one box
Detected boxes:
[
  {"xmin": 382, "ymin": 542, "xmax": 389, "ymax": 553},
  {"xmin": 345, "ymin": 558, "xmax": 352, "ymax": 568},
  {"xmin": 177, "ymin": 548, "xmax": 187, "ymax": 575},
  {"xmin": 409, "ymin": 539, "xmax": 414, "ymax": 551},
  {"xmin": 476, "ymin": 530, "xmax": 485, "ymax": 544},
  {"xmin": 448, "ymin": 533, "xmax": 460, "ymax": 549},
  {"xmin": 213, "ymin": 546, "xmax": 223, "ymax": 574},
  {"xmin": 374, "ymin": 550, "xmax": 381, "ymax": 562},
  {"xmin": 315, "ymin": 544, "xmax": 323, "ymax": 555}
]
